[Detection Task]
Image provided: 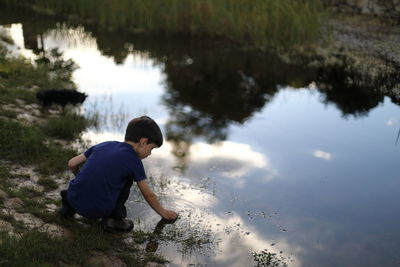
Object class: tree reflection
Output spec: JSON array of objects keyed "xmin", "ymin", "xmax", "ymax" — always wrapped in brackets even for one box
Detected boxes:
[
  {"xmin": 316, "ymin": 63, "xmax": 385, "ymax": 118},
  {"xmin": 2, "ymin": 4, "xmax": 400, "ymax": 151},
  {"xmin": 149, "ymin": 40, "xmax": 315, "ymax": 156}
]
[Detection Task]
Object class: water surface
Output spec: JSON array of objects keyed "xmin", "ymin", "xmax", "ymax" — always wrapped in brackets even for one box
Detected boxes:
[{"xmin": 1, "ymin": 6, "xmax": 400, "ymax": 267}]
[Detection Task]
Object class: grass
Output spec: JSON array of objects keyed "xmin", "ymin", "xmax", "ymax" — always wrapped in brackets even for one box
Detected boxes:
[
  {"xmin": 37, "ymin": 177, "xmax": 59, "ymax": 190},
  {"xmin": 5, "ymin": 0, "xmax": 325, "ymax": 49},
  {"xmin": 0, "ymin": 211, "xmax": 167, "ymax": 266},
  {"xmin": 0, "ymin": 225, "xmax": 125, "ymax": 266},
  {"xmin": 0, "ymin": 109, "xmax": 17, "ymax": 118},
  {"xmin": 0, "ymin": 231, "xmax": 65, "ymax": 266},
  {"xmin": 0, "ymin": 119, "xmax": 45, "ymax": 162},
  {"xmin": 0, "ymin": 118, "xmax": 77, "ymax": 174},
  {"xmin": 43, "ymin": 114, "xmax": 90, "ymax": 140}
]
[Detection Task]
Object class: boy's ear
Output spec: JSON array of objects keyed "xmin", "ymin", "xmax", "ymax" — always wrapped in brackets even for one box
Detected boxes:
[{"xmin": 139, "ymin": 137, "xmax": 148, "ymax": 145}]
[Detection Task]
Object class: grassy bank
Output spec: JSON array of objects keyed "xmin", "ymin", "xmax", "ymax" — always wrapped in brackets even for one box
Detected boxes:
[
  {"xmin": 4, "ymin": 0, "xmax": 325, "ymax": 49},
  {"xmin": 0, "ymin": 33, "xmax": 166, "ymax": 266}
]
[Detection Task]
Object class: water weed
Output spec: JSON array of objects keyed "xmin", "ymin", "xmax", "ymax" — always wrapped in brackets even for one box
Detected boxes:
[{"xmin": 252, "ymin": 249, "xmax": 288, "ymax": 267}]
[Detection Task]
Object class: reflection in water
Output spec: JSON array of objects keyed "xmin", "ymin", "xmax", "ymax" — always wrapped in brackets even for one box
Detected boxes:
[
  {"xmin": 316, "ymin": 65, "xmax": 386, "ymax": 118},
  {"xmin": 147, "ymin": 141, "xmax": 276, "ymax": 186},
  {"xmin": 130, "ymin": 172, "xmax": 296, "ymax": 266},
  {"xmin": 2, "ymin": 4, "xmax": 398, "ymax": 133},
  {"xmin": 85, "ymin": 94, "xmax": 131, "ymax": 133},
  {"xmin": 145, "ymin": 218, "xmax": 178, "ymax": 253},
  {"xmin": 313, "ymin": 150, "xmax": 332, "ymax": 161}
]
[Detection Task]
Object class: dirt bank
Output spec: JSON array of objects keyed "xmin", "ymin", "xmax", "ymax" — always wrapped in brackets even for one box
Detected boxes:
[{"xmin": 313, "ymin": 14, "xmax": 400, "ymax": 99}]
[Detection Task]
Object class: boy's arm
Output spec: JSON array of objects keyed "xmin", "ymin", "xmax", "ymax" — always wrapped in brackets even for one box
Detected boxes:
[
  {"xmin": 68, "ymin": 154, "xmax": 87, "ymax": 175},
  {"xmin": 137, "ymin": 180, "xmax": 178, "ymax": 220}
]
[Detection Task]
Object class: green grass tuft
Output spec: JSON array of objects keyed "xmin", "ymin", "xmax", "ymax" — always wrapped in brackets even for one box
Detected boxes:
[
  {"xmin": 0, "ymin": 109, "xmax": 18, "ymax": 118},
  {"xmin": 0, "ymin": 119, "xmax": 45, "ymax": 162},
  {"xmin": 0, "ymin": 231, "xmax": 65, "ymax": 266},
  {"xmin": 0, "ymin": 118, "xmax": 77, "ymax": 174},
  {"xmin": 43, "ymin": 114, "xmax": 89, "ymax": 140},
  {"xmin": 37, "ymin": 177, "xmax": 59, "ymax": 190}
]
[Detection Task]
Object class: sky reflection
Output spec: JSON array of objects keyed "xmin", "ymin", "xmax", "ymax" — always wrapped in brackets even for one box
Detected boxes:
[{"xmin": 2, "ymin": 24, "xmax": 36, "ymax": 58}]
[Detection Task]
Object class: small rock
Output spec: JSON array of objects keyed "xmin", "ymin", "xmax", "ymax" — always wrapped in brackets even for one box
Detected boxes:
[
  {"xmin": 42, "ymin": 223, "xmax": 73, "ymax": 239},
  {"xmin": 45, "ymin": 203, "xmax": 58, "ymax": 212},
  {"xmin": 146, "ymin": 262, "xmax": 163, "ymax": 267},
  {"xmin": 0, "ymin": 189, "xmax": 7, "ymax": 199},
  {"xmin": 3, "ymin": 198, "xmax": 24, "ymax": 209},
  {"xmin": 88, "ymin": 251, "xmax": 127, "ymax": 267},
  {"xmin": 0, "ymin": 219, "xmax": 14, "ymax": 233}
]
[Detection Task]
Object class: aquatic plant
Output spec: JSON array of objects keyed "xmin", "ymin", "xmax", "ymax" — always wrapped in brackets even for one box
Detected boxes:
[
  {"xmin": 252, "ymin": 249, "xmax": 288, "ymax": 267},
  {"xmin": 4, "ymin": 0, "xmax": 325, "ymax": 49}
]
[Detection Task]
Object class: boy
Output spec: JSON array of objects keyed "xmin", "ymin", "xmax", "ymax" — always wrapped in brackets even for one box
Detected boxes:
[{"xmin": 59, "ymin": 116, "xmax": 178, "ymax": 232}]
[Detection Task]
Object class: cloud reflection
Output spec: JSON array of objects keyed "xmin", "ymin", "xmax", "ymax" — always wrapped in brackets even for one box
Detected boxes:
[
  {"xmin": 41, "ymin": 26, "xmax": 163, "ymax": 95},
  {"xmin": 313, "ymin": 150, "xmax": 332, "ymax": 161},
  {"xmin": 386, "ymin": 117, "xmax": 398, "ymax": 126},
  {"xmin": 81, "ymin": 130, "xmax": 277, "ymax": 186},
  {"xmin": 149, "ymin": 140, "xmax": 277, "ymax": 185}
]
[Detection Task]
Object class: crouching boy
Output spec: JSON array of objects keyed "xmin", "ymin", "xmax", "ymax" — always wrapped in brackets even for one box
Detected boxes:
[{"xmin": 59, "ymin": 116, "xmax": 178, "ymax": 232}]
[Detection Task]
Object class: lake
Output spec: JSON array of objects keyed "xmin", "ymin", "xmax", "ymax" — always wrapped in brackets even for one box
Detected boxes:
[{"xmin": 1, "ymin": 5, "xmax": 400, "ymax": 267}]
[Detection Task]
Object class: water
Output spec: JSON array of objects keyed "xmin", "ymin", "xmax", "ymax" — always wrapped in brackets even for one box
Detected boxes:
[{"xmin": 1, "ymin": 6, "xmax": 400, "ymax": 267}]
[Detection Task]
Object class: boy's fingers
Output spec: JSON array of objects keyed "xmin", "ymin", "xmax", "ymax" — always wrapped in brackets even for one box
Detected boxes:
[{"xmin": 163, "ymin": 210, "xmax": 178, "ymax": 220}]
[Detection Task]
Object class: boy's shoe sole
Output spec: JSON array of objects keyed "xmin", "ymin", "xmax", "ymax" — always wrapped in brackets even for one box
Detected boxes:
[{"xmin": 101, "ymin": 218, "xmax": 134, "ymax": 232}]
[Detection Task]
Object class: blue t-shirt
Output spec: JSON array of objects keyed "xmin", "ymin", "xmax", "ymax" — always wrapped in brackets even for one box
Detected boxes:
[{"xmin": 67, "ymin": 141, "xmax": 146, "ymax": 218}]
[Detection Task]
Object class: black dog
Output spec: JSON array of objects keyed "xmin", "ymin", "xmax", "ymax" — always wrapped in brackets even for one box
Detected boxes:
[{"xmin": 36, "ymin": 89, "xmax": 87, "ymax": 108}]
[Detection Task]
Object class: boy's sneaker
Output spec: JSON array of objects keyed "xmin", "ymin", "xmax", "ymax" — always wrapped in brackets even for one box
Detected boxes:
[
  {"xmin": 58, "ymin": 190, "xmax": 76, "ymax": 218},
  {"xmin": 101, "ymin": 218, "xmax": 134, "ymax": 232},
  {"xmin": 58, "ymin": 205, "xmax": 76, "ymax": 218}
]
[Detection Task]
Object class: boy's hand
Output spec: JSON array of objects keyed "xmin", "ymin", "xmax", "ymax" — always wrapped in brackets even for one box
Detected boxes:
[
  {"xmin": 138, "ymin": 180, "xmax": 179, "ymax": 220},
  {"xmin": 161, "ymin": 209, "xmax": 178, "ymax": 220}
]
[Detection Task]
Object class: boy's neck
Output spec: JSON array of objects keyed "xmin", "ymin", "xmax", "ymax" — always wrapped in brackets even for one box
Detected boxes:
[{"xmin": 125, "ymin": 140, "xmax": 139, "ymax": 153}]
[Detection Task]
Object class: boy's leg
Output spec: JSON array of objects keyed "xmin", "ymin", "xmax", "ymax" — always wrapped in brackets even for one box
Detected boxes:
[
  {"xmin": 59, "ymin": 190, "xmax": 76, "ymax": 218},
  {"xmin": 108, "ymin": 179, "xmax": 133, "ymax": 219},
  {"xmin": 101, "ymin": 179, "xmax": 134, "ymax": 232}
]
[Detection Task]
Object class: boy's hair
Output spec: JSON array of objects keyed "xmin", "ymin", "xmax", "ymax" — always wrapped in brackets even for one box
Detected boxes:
[{"xmin": 125, "ymin": 116, "xmax": 163, "ymax": 147}]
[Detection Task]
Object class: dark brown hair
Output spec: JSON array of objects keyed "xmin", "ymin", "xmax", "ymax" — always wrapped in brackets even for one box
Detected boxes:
[{"xmin": 124, "ymin": 116, "xmax": 163, "ymax": 147}]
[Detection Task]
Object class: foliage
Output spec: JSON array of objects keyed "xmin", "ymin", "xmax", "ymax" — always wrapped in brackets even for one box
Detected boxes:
[
  {"xmin": 5, "ymin": 0, "xmax": 325, "ymax": 49},
  {"xmin": 35, "ymin": 48, "xmax": 78, "ymax": 87}
]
